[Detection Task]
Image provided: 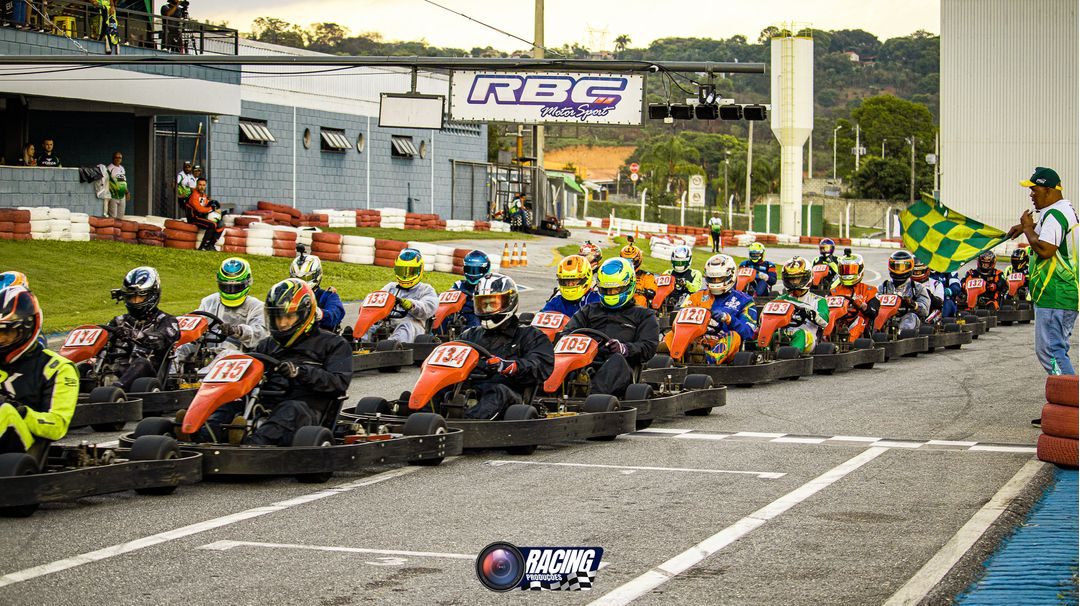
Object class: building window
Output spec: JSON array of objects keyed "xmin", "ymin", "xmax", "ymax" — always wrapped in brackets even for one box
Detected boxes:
[
  {"xmin": 391, "ymin": 135, "xmax": 419, "ymax": 158},
  {"xmin": 239, "ymin": 119, "xmax": 275, "ymax": 145},
  {"xmin": 443, "ymin": 121, "xmax": 482, "ymax": 137},
  {"xmin": 320, "ymin": 128, "xmax": 350, "ymax": 152}
]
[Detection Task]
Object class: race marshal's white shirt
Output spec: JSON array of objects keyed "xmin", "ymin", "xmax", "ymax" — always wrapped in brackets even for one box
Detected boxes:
[
  {"xmin": 709, "ymin": 216, "xmax": 723, "ymax": 231},
  {"xmin": 1035, "ymin": 199, "xmax": 1077, "ymax": 248}
]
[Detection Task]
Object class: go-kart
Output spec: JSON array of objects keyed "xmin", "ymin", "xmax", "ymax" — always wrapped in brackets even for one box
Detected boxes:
[
  {"xmin": 960, "ymin": 277, "xmax": 999, "ymax": 329},
  {"xmin": 528, "ymin": 311, "xmax": 570, "ymax": 342},
  {"xmin": 997, "ymin": 272, "xmax": 1033, "ymax": 325},
  {"xmin": 0, "ymin": 434, "xmax": 201, "ymax": 517},
  {"xmin": 534, "ymin": 328, "xmax": 724, "ymax": 430},
  {"xmin": 124, "ymin": 352, "xmax": 459, "ymax": 481},
  {"xmin": 347, "ymin": 338, "xmax": 635, "ymax": 454},
  {"xmin": 431, "ymin": 290, "xmax": 472, "ymax": 340},
  {"xmin": 811, "ymin": 295, "xmax": 886, "ymax": 374},
  {"xmin": 810, "ymin": 263, "xmax": 834, "ymax": 296},
  {"xmin": 917, "ymin": 316, "xmax": 973, "ymax": 352},
  {"xmin": 869, "ymin": 294, "xmax": 930, "ymax": 361},
  {"xmin": 528, "ymin": 214, "xmax": 571, "ymax": 238},
  {"xmin": 57, "ymin": 325, "xmax": 144, "ymax": 431},
  {"xmin": 342, "ymin": 290, "xmax": 420, "ymax": 373},
  {"xmin": 648, "ymin": 274, "xmax": 680, "ymax": 330},
  {"xmin": 735, "ymin": 267, "xmax": 778, "ymax": 306}
]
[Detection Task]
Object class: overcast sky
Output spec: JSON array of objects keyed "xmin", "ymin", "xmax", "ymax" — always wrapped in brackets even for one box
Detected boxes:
[{"xmin": 187, "ymin": 0, "xmax": 940, "ymax": 51}]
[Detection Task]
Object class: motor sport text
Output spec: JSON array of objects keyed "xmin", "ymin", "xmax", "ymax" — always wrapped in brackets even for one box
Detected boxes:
[
  {"xmin": 467, "ymin": 75, "xmax": 627, "ymax": 122},
  {"xmin": 524, "ymin": 549, "xmax": 598, "ymax": 579}
]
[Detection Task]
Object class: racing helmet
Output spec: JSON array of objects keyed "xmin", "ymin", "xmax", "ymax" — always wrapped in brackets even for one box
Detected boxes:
[
  {"xmin": 462, "ymin": 250, "xmax": 492, "ymax": 286},
  {"xmin": 264, "ymin": 278, "xmax": 317, "ymax": 348},
  {"xmin": 289, "ymin": 254, "xmax": 323, "ymax": 291},
  {"xmin": 116, "ymin": 267, "xmax": 161, "ymax": 320},
  {"xmin": 597, "ymin": 258, "xmax": 636, "ymax": 309},
  {"xmin": 1010, "ymin": 249, "xmax": 1029, "ymax": 272},
  {"xmin": 217, "ymin": 257, "xmax": 252, "ymax": 308},
  {"xmin": 781, "ymin": 257, "xmax": 813, "ymax": 294},
  {"xmin": 748, "ymin": 242, "xmax": 766, "ymax": 263},
  {"xmin": 888, "ymin": 250, "xmax": 916, "ymax": 284},
  {"xmin": 0, "ymin": 271, "xmax": 29, "ymax": 290},
  {"xmin": 704, "ymin": 254, "xmax": 737, "ymax": 296},
  {"xmin": 394, "ymin": 248, "xmax": 424, "ymax": 289},
  {"xmin": 578, "ymin": 242, "xmax": 602, "ymax": 272},
  {"xmin": 556, "ymin": 255, "xmax": 593, "ymax": 302},
  {"xmin": 0, "ymin": 286, "xmax": 42, "ymax": 364},
  {"xmin": 976, "ymin": 250, "xmax": 996, "ymax": 275},
  {"xmin": 819, "ymin": 238, "xmax": 836, "ymax": 257},
  {"xmin": 671, "ymin": 245, "xmax": 693, "ymax": 273},
  {"xmin": 837, "ymin": 253, "xmax": 864, "ymax": 287},
  {"xmin": 473, "ymin": 274, "xmax": 519, "ymax": 330},
  {"xmin": 912, "ymin": 260, "xmax": 930, "ymax": 283},
  {"xmin": 620, "ymin": 244, "xmax": 644, "ymax": 271}
]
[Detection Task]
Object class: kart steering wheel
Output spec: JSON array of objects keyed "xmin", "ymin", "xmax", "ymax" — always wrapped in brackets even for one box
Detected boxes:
[
  {"xmin": 448, "ymin": 340, "xmax": 499, "ymax": 378},
  {"xmin": 247, "ymin": 352, "xmax": 283, "ymax": 369},
  {"xmin": 568, "ymin": 328, "xmax": 611, "ymax": 344},
  {"xmin": 188, "ymin": 310, "xmax": 227, "ymax": 343}
]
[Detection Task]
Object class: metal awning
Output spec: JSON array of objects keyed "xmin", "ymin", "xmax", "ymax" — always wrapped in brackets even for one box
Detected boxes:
[
  {"xmin": 391, "ymin": 136, "xmax": 419, "ymax": 157},
  {"xmin": 547, "ymin": 171, "xmax": 584, "ymax": 194},
  {"xmin": 321, "ymin": 130, "xmax": 350, "ymax": 150},
  {"xmin": 239, "ymin": 121, "xmax": 275, "ymax": 143}
]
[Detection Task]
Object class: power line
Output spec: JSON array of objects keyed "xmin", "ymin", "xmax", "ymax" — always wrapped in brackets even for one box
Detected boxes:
[{"xmin": 417, "ymin": 0, "xmax": 564, "ymax": 57}]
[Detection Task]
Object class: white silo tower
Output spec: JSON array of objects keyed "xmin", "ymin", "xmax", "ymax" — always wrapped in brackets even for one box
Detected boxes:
[{"xmin": 770, "ymin": 25, "xmax": 814, "ymax": 236}]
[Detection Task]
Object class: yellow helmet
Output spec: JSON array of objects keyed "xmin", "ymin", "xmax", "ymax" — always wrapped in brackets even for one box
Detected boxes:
[
  {"xmin": 394, "ymin": 248, "xmax": 424, "ymax": 289},
  {"xmin": 837, "ymin": 253, "xmax": 864, "ymax": 287},
  {"xmin": 557, "ymin": 254, "xmax": 592, "ymax": 302},
  {"xmin": 620, "ymin": 244, "xmax": 643, "ymax": 271},
  {"xmin": 781, "ymin": 256, "xmax": 812, "ymax": 293}
]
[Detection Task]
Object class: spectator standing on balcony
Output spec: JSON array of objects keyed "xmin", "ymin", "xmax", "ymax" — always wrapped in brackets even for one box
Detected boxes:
[
  {"xmin": 37, "ymin": 138, "xmax": 60, "ymax": 168},
  {"xmin": 106, "ymin": 151, "xmax": 129, "ymax": 218},
  {"xmin": 160, "ymin": 0, "xmax": 183, "ymax": 52},
  {"xmin": 17, "ymin": 144, "xmax": 37, "ymax": 167}
]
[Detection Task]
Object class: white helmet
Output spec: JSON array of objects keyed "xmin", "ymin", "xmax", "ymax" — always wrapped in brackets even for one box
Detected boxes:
[
  {"xmin": 704, "ymin": 254, "xmax": 737, "ymax": 296},
  {"xmin": 671, "ymin": 245, "xmax": 693, "ymax": 273},
  {"xmin": 290, "ymin": 253, "xmax": 323, "ymax": 291}
]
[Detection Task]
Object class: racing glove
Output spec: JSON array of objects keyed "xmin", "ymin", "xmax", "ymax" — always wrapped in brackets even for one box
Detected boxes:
[
  {"xmin": 643, "ymin": 289, "xmax": 656, "ymax": 301},
  {"xmin": 487, "ymin": 357, "xmax": 519, "ymax": 377},
  {"xmin": 276, "ymin": 361, "xmax": 300, "ymax": 379},
  {"xmin": 223, "ymin": 323, "xmax": 244, "ymax": 339},
  {"xmin": 604, "ymin": 339, "xmax": 629, "ymax": 357},
  {"xmin": 757, "ymin": 271, "xmax": 768, "ymax": 282},
  {"xmin": 398, "ymin": 298, "xmax": 414, "ymax": 312}
]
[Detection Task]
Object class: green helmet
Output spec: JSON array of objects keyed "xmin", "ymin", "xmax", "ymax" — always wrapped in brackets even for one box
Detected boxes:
[
  {"xmin": 597, "ymin": 258, "xmax": 636, "ymax": 309},
  {"xmin": 218, "ymin": 257, "xmax": 252, "ymax": 307}
]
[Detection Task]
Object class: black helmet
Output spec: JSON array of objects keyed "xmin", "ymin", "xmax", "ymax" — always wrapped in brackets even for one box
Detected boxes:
[
  {"xmin": 115, "ymin": 267, "xmax": 161, "ymax": 320},
  {"xmin": 0, "ymin": 286, "xmax": 42, "ymax": 364},
  {"xmin": 264, "ymin": 278, "xmax": 318, "ymax": 347},
  {"xmin": 888, "ymin": 250, "xmax": 915, "ymax": 284},
  {"xmin": 1010, "ymin": 249, "xmax": 1029, "ymax": 272},
  {"xmin": 977, "ymin": 250, "xmax": 996, "ymax": 274},
  {"xmin": 473, "ymin": 274, "xmax": 519, "ymax": 330}
]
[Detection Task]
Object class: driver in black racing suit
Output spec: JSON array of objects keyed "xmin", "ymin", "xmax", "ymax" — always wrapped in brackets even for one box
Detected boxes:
[
  {"xmin": 106, "ymin": 267, "xmax": 179, "ymax": 391},
  {"xmin": 457, "ymin": 274, "xmax": 554, "ymax": 420},
  {"xmin": 563, "ymin": 258, "xmax": 659, "ymax": 398}
]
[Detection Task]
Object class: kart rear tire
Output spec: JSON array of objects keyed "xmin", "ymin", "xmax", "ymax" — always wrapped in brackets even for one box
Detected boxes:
[
  {"xmin": 899, "ymin": 328, "xmax": 918, "ymax": 340},
  {"xmin": 518, "ymin": 313, "xmax": 535, "ymax": 325},
  {"xmin": 583, "ymin": 395, "xmax": 621, "ymax": 441},
  {"xmin": 88, "ymin": 385, "xmax": 128, "ymax": 432},
  {"xmin": 130, "ymin": 435, "xmax": 181, "ymax": 495},
  {"xmin": 813, "ymin": 343, "xmax": 837, "ymax": 355},
  {"xmin": 974, "ymin": 309, "xmax": 990, "ymax": 318},
  {"xmin": 624, "ymin": 383, "xmax": 654, "ymax": 402},
  {"xmin": 504, "ymin": 405, "xmax": 539, "ymax": 455},
  {"xmin": 777, "ymin": 346, "xmax": 801, "ymax": 360},
  {"xmin": 853, "ymin": 338, "xmax": 874, "ymax": 350},
  {"xmin": 682, "ymin": 374, "xmax": 713, "ymax": 391},
  {"xmin": 646, "ymin": 354, "xmax": 673, "ymax": 370},
  {"xmin": 918, "ymin": 325, "xmax": 935, "ymax": 336},
  {"xmin": 731, "ymin": 351, "xmax": 756, "ymax": 366},
  {"xmin": 1000, "ymin": 304, "xmax": 1015, "ymax": 312},
  {"xmin": 0, "ymin": 453, "xmax": 40, "ymax": 517},
  {"xmin": 872, "ymin": 332, "xmax": 889, "ymax": 343},
  {"xmin": 354, "ymin": 397, "xmax": 392, "ymax": 416},
  {"xmin": 413, "ymin": 334, "xmax": 438, "ymax": 345},
  {"xmin": 375, "ymin": 339, "xmax": 402, "ymax": 352},
  {"xmin": 403, "ymin": 413, "xmax": 449, "ymax": 466},
  {"xmin": 291, "ymin": 426, "xmax": 335, "ymax": 483},
  {"xmin": 133, "ymin": 417, "xmax": 176, "ymax": 438},
  {"xmin": 129, "ymin": 377, "xmax": 161, "ymax": 394},
  {"xmin": 944, "ymin": 322, "xmax": 961, "ymax": 333}
]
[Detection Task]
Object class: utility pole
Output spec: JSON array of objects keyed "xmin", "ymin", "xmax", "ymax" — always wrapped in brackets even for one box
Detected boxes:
[
  {"xmin": 744, "ymin": 120, "xmax": 754, "ymax": 214},
  {"xmin": 723, "ymin": 151, "xmax": 730, "ymax": 209},
  {"xmin": 906, "ymin": 136, "xmax": 916, "ymax": 204},
  {"xmin": 807, "ymin": 131, "xmax": 812, "ymax": 178},
  {"xmin": 881, "ymin": 138, "xmax": 887, "ymax": 159},
  {"xmin": 933, "ymin": 131, "xmax": 940, "ymax": 193},
  {"xmin": 532, "ymin": 0, "xmax": 544, "ymax": 225},
  {"xmin": 854, "ymin": 123, "xmax": 861, "ymax": 171},
  {"xmin": 832, "ymin": 124, "xmax": 843, "ymax": 181}
]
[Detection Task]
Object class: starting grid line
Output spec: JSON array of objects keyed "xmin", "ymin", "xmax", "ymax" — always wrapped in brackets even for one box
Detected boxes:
[{"xmin": 631, "ymin": 428, "xmax": 1037, "ymax": 454}]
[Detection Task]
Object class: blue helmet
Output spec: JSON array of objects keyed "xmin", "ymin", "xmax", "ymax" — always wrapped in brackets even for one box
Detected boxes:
[
  {"xmin": 463, "ymin": 250, "xmax": 492, "ymax": 285},
  {"xmin": 597, "ymin": 258, "xmax": 636, "ymax": 309}
]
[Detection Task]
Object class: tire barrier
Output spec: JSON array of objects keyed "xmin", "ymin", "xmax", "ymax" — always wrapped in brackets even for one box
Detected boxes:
[{"xmin": 1038, "ymin": 375, "xmax": 1079, "ymax": 468}]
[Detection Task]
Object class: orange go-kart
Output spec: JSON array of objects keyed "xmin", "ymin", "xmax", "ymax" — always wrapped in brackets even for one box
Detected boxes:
[
  {"xmin": 868, "ymin": 294, "xmax": 929, "ymax": 360},
  {"xmin": 736, "ymin": 267, "xmax": 777, "ymax": 304},
  {"xmin": 341, "ymin": 290, "xmax": 419, "ymax": 373},
  {"xmin": 126, "ymin": 351, "xmax": 458, "ymax": 481},
  {"xmin": 529, "ymin": 311, "xmax": 570, "ymax": 343},
  {"xmin": 348, "ymin": 338, "xmax": 635, "ymax": 454},
  {"xmin": 811, "ymin": 296, "xmax": 885, "ymax": 372},
  {"xmin": 998, "ymin": 272, "xmax": 1033, "ymax": 325},
  {"xmin": 810, "ymin": 264, "xmax": 833, "ymax": 295},
  {"xmin": 431, "ymin": 290, "xmax": 471, "ymax": 340}
]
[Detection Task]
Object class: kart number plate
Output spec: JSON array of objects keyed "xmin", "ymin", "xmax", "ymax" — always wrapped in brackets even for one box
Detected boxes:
[
  {"xmin": 204, "ymin": 358, "xmax": 254, "ymax": 383},
  {"xmin": 427, "ymin": 344, "xmax": 471, "ymax": 368},
  {"xmin": 966, "ymin": 278, "xmax": 985, "ymax": 289},
  {"xmin": 439, "ymin": 290, "xmax": 463, "ymax": 304},
  {"xmin": 827, "ymin": 296, "xmax": 847, "ymax": 308},
  {"xmin": 532, "ymin": 312, "xmax": 566, "ymax": 329},
  {"xmin": 654, "ymin": 275, "xmax": 673, "ymax": 287},
  {"xmin": 813, "ymin": 264, "xmax": 828, "ymax": 273},
  {"xmin": 879, "ymin": 294, "xmax": 900, "ymax": 307},
  {"xmin": 762, "ymin": 301, "xmax": 792, "ymax": 315},
  {"xmin": 1008, "ymin": 273, "xmax": 1023, "ymax": 282},
  {"xmin": 555, "ymin": 335, "xmax": 592, "ymax": 355},
  {"xmin": 177, "ymin": 316, "xmax": 204, "ymax": 332},
  {"xmin": 363, "ymin": 291, "xmax": 391, "ymax": 307},
  {"xmin": 675, "ymin": 307, "xmax": 708, "ymax": 325},
  {"xmin": 64, "ymin": 328, "xmax": 103, "ymax": 347},
  {"xmin": 737, "ymin": 267, "xmax": 756, "ymax": 277}
]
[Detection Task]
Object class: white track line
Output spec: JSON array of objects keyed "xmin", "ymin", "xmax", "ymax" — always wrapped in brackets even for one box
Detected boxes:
[
  {"xmin": 486, "ymin": 460, "xmax": 784, "ymax": 479},
  {"xmin": 882, "ymin": 459, "xmax": 1046, "ymax": 606},
  {"xmin": 588, "ymin": 447, "xmax": 888, "ymax": 606},
  {"xmin": 199, "ymin": 540, "xmax": 475, "ymax": 560},
  {"xmin": 0, "ymin": 465, "xmax": 429, "ymax": 588}
]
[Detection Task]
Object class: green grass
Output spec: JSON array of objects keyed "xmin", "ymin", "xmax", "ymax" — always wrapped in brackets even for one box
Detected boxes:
[
  {"xmin": 557, "ymin": 236, "xmax": 747, "ymax": 275},
  {"xmin": 326, "ymin": 227, "xmax": 533, "ymax": 242},
  {"xmin": 0, "ymin": 240, "xmax": 459, "ymax": 333}
]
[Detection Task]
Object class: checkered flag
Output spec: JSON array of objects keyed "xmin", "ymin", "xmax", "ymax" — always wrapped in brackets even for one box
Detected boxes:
[
  {"xmin": 900, "ymin": 197, "xmax": 1007, "ymax": 273},
  {"xmin": 523, "ymin": 569, "xmax": 596, "ymax": 591}
]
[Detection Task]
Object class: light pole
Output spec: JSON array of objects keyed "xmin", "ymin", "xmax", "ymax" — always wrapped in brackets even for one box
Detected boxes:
[
  {"xmin": 854, "ymin": 123, "xmax": 862, "ymax": 171},
  {"xmin": 723, "ymin": 150, "xmax": 730, "ymax": 208},
  {"xmin": 745, "ymin": 121, "xmax": 754, "ymax": 214},
  {"xmin": 881, "ymin": 138, "xmax": 887, "ymax": 159},
  {"xmin": 905, "ymin": 136, "xmax": 916, "ymax": 204},
  {"xmin": 832, "ymin": 124, "xmax": 843, "ymax": 181}
]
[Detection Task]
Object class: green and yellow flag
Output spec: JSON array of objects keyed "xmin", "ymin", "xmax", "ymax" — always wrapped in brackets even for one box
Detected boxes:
[{"xmin": 900, "ymin": 197, "xmax": 1007, "ymax": 272}]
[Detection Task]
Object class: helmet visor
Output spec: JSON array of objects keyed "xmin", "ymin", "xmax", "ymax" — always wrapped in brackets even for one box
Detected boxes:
[
  {"xmin": 474, "ymin": 292, "xmax": 512, "ymax": 316},
  {"xmin": 599, "ymin": 284, "xmax": 627, "ymax": 297},
  {"xmin": 125, "ymin": 292, "xmax": 148, "ymax": 305},
  {"xmin": 889, "ymin": 259, "xmax": 914, "ymax": 275},
  {"xmin": 558, "ymin": 276, "xmax": 588, "ymax": 289},
  {"xmin": 782, "ymin": 272, "xmax": 811, "ymax": 291},
  {"xmin": 706, "ymin": 275, "xmax": 733, "ymax": 294},
  {"xmin": 395, "ymin": 264, "xmax": 422, "ymax": 282},
  {"xmin": 218, "ymin": 279, "xmax": 249, "ymax": 295},
  {"xmin": 0, "ymin": 323, "xmax": 21, "ymax": 347},
  {"xmin": 838, "ymin": 262, "xmax": 860, "ymax": 277},
  {"xmin": 267, "ymin": 308, "xmax": 302, "ymax": 333}
]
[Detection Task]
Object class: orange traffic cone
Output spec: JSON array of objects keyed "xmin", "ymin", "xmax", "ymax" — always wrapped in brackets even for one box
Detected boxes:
[
  {"xmin": 501, "ymin": 243, "xmax": 511, "ymax": 268},
  {"xmin": 521, "ymin": 243, "xmax": 529, "ymax": 267},
  {"xmin": 634, "ymin": 225, "xmax": 640, "ymax": 240},
  {"xmin": 510, "ymin": 243, "xmax": 520, "ymax": 267}
]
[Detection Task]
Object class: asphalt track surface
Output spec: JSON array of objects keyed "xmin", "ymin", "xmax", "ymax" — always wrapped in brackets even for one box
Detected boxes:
[{"xmin": 3, "ymin": 234, "xmax": 1073, "ymax": 605}]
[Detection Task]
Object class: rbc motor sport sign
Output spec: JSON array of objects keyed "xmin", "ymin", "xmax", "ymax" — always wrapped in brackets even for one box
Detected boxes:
[{"xmin": 450, "ymin": 71, "xmax": 644, "ymax": 125}]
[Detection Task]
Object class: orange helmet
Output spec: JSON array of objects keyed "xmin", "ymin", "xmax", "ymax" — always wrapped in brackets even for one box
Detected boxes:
[
  {"xmin": 578, "ymin": 242, "xmax": 602, "ymax": 272},
  {"xmin": 620, "ymin": 244, "xmax": 643, "ymax": 271}
]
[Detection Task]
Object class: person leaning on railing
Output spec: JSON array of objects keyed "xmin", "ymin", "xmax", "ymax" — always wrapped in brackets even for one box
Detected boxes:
[{"xmin": 159, "ymin": 0, "xmax": 184, "ymax": 52}]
